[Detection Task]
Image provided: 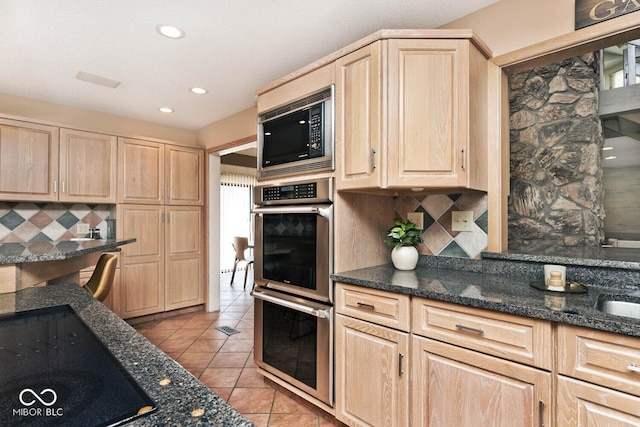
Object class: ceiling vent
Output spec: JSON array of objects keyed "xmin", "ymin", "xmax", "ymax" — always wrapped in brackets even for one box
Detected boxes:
[{"xmin": 75, "ymin": 71, "xmax": 121, "ymax": 89}]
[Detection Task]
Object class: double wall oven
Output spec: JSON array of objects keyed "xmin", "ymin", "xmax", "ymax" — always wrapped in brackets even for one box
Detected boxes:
[{"xmin": 251, "ymin": 178, "xmax": 333, "ymax": 407}]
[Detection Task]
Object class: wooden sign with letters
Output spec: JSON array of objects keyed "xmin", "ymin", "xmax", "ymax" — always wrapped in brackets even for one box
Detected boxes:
[{"xmin": 575, "ymin": 0, "xmax": 640, "ymax": 30}]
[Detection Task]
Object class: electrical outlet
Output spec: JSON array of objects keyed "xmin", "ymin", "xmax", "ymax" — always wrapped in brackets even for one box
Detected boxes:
[
  {"xmin": 77, "ymin": 223, "xmax": 90, "ymax": 234},
  {"xmin": 451, "ymin": 211, "xmax": 474, "ymax": 232},
  {"xmin": 407, "ymin": 212, "xmax": 424, "ymax": 230}
]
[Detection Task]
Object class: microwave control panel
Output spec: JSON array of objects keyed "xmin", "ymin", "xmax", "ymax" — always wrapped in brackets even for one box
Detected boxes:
[{"xmin": 255, "ymin": 178, "xmax": 332, "ymax": 205}]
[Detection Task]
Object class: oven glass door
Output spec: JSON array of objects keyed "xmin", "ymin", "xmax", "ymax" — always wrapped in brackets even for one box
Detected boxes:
[
  {"xmin": 253, "ymin": 205, "xmax": 332, "ymax": 302},
  {"xmin": 253, "ymin": 289, "xmax": 332, "ymax": 407}
]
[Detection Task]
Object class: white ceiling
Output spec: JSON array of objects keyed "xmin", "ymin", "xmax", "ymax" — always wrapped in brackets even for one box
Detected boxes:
[{"xmin": 0, "ymin": 0, "xmax": 498, "ymax": 130}]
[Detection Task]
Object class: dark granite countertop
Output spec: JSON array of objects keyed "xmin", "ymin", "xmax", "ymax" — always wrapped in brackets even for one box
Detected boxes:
[
  {"xmin": 483, "ymin": 244, "xmax": 640, "ymax": 270},
  {"xmin": 0, "ymin": 284, "xmax": 253, "ymax": 426},
  {"xmin": 332, "ymin": 263, "xmax": 640, "ymax": 338},
  {"xmin": 0, "ymin": 238, "xmax": 136, "ymax": 264}
]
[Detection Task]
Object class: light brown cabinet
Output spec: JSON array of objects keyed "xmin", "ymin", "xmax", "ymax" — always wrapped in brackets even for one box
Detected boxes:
[
  {"xmin": 117, "ymin": 204, "xmax": 203, "ymax": 319},
  {"xmin": 335, "ymin": 283, "xmax": 410, "ymax": 427},
  {"xmin": 335, "ymin": 36, "xmax": 489, "ymax": 192},
  {"xmin": 412, "ymin": 336, "xmax": 551, "ymax": 427},
  {"xmin": 0, "ymin": 119, "xmax": 117, "ymax": 203},
  {"xmin": 0, "ymin": 118, "xmax": 58, "ymax": 201},
  {"xmin": 557, "ymin": 324, "xmax": 640, "ymax": 425},
  {"xmin": 118, "ymin": 137, "xmax": 203, "ymax": 206},
  {"xmin": 411, "ymin": 298, "xmax": 552, "ymax": 427},
  {"xmin": 59, "ymin": 128, "xmax": 117, "ymax": 203}
]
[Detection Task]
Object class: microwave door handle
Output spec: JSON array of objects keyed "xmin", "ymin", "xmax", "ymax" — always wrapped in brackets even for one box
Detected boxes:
[{"xmin": 251, "ymin": 291, "xmax": 328, "ymax": 319}]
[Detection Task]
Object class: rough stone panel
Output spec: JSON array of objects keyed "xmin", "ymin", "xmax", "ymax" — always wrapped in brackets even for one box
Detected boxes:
[
  {"xmin": 551, "ymin": 196, "xmax": 581, "ymax": 210},
  {"xmin": 539, "ymin": 121, "xmax": 572, "ymax": 146},
  {"xmin": 549, "ymin": 164, "xmax": 579, "ymax": 186},
  {"xmin": 560, "ymin": 177, "xmax": 598, "ymax": 209},
  {"xmin": 511, "ymin": 180, "xmax": 545, "ymax": 219},
  {"xmin": 510, "ymin": 110, "xmax": 536, "ymax": 129},
  {"xmin": 567, "ymin": 119, "xmax": 599, "ymax": 142},
  {"xmin": 508, "ymin": 217, "xmax": 553, "ymax": 240},
  {"xmin": 537, "ymin": 148, "xmax": 561, "ymax": 169},
  {"xmin": 549, "ymin": 75, "xmax": 568, "ymax": 93},
  {"xmin": 533, "ymin": 64, "xmax": 561, "ymax": 79},
  {"xmin": 524, "ymin": 76, "xmax": 550, "ymax": 99},
  {"xmin": 512, "ymin": 160, "xmax": 536, "ymax": 180},
  {"xmin": 509, "ymin": 72, "xmax": 528, "ymax": 90},
  {"xmin": 549, "ymin": 92, "xmax": 580, "ymax": 104},
  {"xmin": 537, "ymin": 104, "xmax": 570, "ymax": 123},
  {"xmin": 545, "ymin": 211, "xmax": 583, "ymax": 233},
  {"xmin": 575, "ymin": 93, "xmax": 597, "ymax": 117},
  {"xmin": 579, "ymin": 143, "xmax": 601, "ymax": 175},
  {"xmin": 568, "ymin": 78, "xmax": 596, "ymax": 93}
]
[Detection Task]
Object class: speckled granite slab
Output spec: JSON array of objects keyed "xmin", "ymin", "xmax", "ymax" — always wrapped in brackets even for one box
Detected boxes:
[
  {"xmin": 332, "ymin": 262, "xmax": 640, "ymax": 338},
  {"xmin": 0, "ymin": 284, "xmax": 253, "ymax": 427},
  {"xmin": 0, "ymin": 238, "xmax": 136, "ymax": 264}
]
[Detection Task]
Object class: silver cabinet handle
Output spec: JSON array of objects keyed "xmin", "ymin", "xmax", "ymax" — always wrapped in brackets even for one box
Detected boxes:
[
  {"xmin": 399, "ymin": 353, "xmax": 404, "ymax": 376},
  {"xmin": 627, "ymin": 364, "xmax": 640, "ymax": 373},
  {"xmin": 371, "ymin": 148, "xmax": 376, "ymax": 171},
  {"xmin": 455, "ymin": 323, "xmax": 484, "ymax": 335},
  {"xmin": 61, "ymin": 181, "xmax": 65, "ymax": 194},
  {"xmin": 53, "ymin": 180, "xmax": 57, "ymax": 194},
  {"xmin": 461, "ymin": 148, "xmax": 466, "ymax": 170},
  {"xmin": 357, "ymin": 302, "xmax": 375, "ymax": 310}
]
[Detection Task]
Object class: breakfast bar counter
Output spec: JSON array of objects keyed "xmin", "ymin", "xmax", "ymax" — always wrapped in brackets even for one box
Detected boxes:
[
  {"xmin": 0, "ymin": 238, "xmax": 135, "ymax": 293},
  {"xmin": 0, "ymin": 283, "xmax": 252, "ymax": 426}
]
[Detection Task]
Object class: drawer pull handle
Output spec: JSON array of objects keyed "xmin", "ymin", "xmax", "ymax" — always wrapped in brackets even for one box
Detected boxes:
[
  {"xmin": 357, "ymin": 302, "xmax": 375, "ymax": 310},
  {"xmin": 627, "ymin": 364, "xmax": 640, "ymax": 373},
  {"xmin": 399, "ymin": 353, "xmax": 404, "ymax": 376},
  {"xmin": 539, "ymin": 400, "xmax": 545, "ymax": 427},
  {"xmin": 455, "ymin": 324, "xmax": 484, "ymax": 335}
]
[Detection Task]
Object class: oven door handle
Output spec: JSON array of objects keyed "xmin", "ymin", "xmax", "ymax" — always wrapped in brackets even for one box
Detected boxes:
[
  {"xmin": 252, "ymin": 206, "xmax": 326, "ymax": 215},
  {"xmin": 251, "ymin": 290, "xmax": 329, "ymax": 319}
]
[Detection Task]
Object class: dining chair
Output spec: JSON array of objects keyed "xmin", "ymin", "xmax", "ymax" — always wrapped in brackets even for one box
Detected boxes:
[
  {"xmin": 231, "ymin": 236, "xmax": 254, "ymax": 289},
  {"xmin": 84, "ymin": 253, "xmax": 118, "ymax": 302}
]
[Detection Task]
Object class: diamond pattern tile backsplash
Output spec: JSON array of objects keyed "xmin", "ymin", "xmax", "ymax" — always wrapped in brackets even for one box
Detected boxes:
[
  {"xmin": 0, "ymin": 202, "xmax": 113, "ymax": 243},
  {"xmin": 393, "ymin": 192, "xmax": 488, "ymax": 259}
]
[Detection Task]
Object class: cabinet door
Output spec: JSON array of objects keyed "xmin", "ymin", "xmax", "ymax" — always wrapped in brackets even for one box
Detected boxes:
[
  {"xmin": 0, "ymin": 118, "xmax": 58, "ymax": 201},
  {"xmin": 335, "ymin": 314, "xmax": 409, "ymax": 427},
  {"xmin": 558, "ymin": 376, "xmax": 640, "ymax": 426},
  {"xmin": 412, "ymin": 335, "xmax": 551, "ymax": 427},
  {"xmin": 335, "ymin": 41, "xmax": 384, "ymax": 190},
  {"xmin": 165, "ymin": 145, "xmax": 204, "ymax": 205},
  {"xmin": 118, "ymin": 204, "xmax": 164, "ymax": 318},
  {"xmin": 387, "ymin": 39, "xmax": 468, "ymax": 188},
  {"xmin": 118, "ymin": 138, "xmax": 164, "ymax": 204},
  {"xmin": 165, "ymin": 206, "xmax": 203, "ymax": 310},
  {"xmin": 59, "ymin": 129, "xmax": 117, "ymax": 203}
]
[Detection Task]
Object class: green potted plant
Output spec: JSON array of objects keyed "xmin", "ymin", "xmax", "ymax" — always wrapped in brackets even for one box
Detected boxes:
[{"xmin": 385, "ymin": 218, "xmax": 423, "ymax": 270}]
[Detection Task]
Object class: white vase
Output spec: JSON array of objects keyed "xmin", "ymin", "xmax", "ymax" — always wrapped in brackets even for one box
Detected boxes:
[{"xmin": 391, "ymin": 246, "xmax": 419, "ymax": 270}]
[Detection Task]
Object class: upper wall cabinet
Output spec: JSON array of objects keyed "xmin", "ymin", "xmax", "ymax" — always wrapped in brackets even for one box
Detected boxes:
[
  {"xmin": 335, "ymin": 34, "xmax": 490, "ymax": 192},
  {"xmin": 118, "ymin": 137, "xmax": 203, "ymax": 205},
  {"xmin": 59, "ymin": 128, "xmax": 117, "ymax": 203},
  {"xmin": 0, "ymin": 118, "xmax": 59, "ymax": 201},
  {"xmin": 0, "ymin": 119, "xmax": 117, "ymax": 203}
]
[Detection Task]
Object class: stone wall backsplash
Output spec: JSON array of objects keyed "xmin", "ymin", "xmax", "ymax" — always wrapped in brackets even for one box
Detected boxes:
[
  {"xmin": 393, "ymin": 192, "xmax": 488, "ymax": 259},
  {"xmin": 0, "ymin": 202, "xmax": 113, "ymax": 243},
  {"xmin": 508, "ymin": 53, "xmax": 604, "ymax": 247}
]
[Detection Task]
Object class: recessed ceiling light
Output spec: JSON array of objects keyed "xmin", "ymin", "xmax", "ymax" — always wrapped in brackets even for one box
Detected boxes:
[
  {"xmin": 190, "ymin": 87, "xmax": 208, "ymax": 95},
  {"xmin": 159, "ymin": 107, "xmax": 174, "ymax": 113},
  {"xmin": 156, "ymin": 24, "xmax": 184, "ymax": 39},
  {"xmin": 605, "ymin": 155, "xmax": 617, "ymax": 160},
  {"xmin": 603, "ymin": 146, "xmax": 614, "ymax": 151}
]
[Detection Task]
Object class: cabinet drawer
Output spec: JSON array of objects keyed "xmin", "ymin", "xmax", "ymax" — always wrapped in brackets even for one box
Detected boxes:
[
  {"xmin": 412, "ymin": 298, "xmax": 552, "ymax": 369},
  {"xmin": 558, "ymin": 325, "xmax": 640, "ymax": 397},
  {"xmin": 335, "ymin": 283, "xmax": 410, "ymax": 331}
]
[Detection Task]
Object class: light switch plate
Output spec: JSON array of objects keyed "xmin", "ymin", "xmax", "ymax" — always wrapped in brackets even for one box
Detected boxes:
[
  {"xmin": 451, "ymin": 211, "xmax": 474, "ymax": 232},
  {"xmin": 407, "ymin": 212, "xmax": 424, "ymax": 230},
  {"xmin": 77, "ymin": 223, "xmax": 90, "ymax": 234}
]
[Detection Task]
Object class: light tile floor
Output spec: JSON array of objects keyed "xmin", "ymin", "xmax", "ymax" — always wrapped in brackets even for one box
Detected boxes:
[{"xmin": 133, "ymin": 272, "xmax": 340, "ymax": 427}]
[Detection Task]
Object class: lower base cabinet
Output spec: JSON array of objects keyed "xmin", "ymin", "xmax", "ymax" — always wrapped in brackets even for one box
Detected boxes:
[
  {"xmin": 335, "ymin": 314, "xmax": 409, "ymax": 427},
  {"xmin": 412, "ymin": 336, "xmax": 552, "ymax": 427},
  {"xmin": 557, "ymin": 376, "xmax": 640, "ymax": 426}
]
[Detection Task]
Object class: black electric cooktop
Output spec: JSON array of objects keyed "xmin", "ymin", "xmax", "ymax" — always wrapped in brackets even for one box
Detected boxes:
[{"xmin": 0, "ymin": 305, "xmax": 156, "ymax": 426}]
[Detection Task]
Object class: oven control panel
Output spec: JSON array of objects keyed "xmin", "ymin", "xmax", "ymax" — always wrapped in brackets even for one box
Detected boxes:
[{"xmin": 255, "ymin": 178, "xmax": 332, "ymax": 205}]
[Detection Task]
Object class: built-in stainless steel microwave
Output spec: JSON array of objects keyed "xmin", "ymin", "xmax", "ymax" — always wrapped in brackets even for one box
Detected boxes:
[{"xmin": 258, "ymin": 86, "xmax": 334, "ymax": 179}]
